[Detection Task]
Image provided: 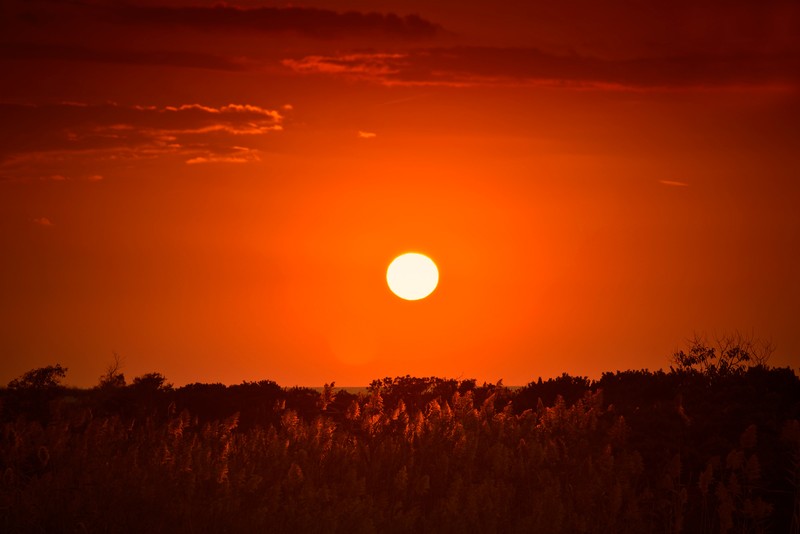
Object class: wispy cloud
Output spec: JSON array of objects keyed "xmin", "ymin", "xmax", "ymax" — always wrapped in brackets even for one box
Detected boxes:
[
  {"xmin": 32, "ymin": 217, "xmax": 53, "ymax": 226},
  {"xmin": 284, "ymin": 53, "xmax": 407, "ymax": 76},
  {"xmin": 357, "ymin": 131, "xmax": 377, "ymax": 139},
  {"xmin": 0, "ymin": 102, "xmax": 286, "ymax": 181},
  {"xmin": 283, "ymin": 48, "xmax": 800, "ymax": 90},
  {"xmin": 659, "ymin": 180, "xmax": 689, "ymax": 187},
  {"xmin": 185, "ymin": 147, "xmax": 261, "ymax": 165}
]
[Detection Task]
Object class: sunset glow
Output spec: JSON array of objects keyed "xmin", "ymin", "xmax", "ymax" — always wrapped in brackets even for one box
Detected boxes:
[
  {"xmin": 2, "ymin": 3, "xmax": 798, "ymax": 531},
  {"xmin": 0, "ymin": 0, "xmax": 797, "ymax": 388}
]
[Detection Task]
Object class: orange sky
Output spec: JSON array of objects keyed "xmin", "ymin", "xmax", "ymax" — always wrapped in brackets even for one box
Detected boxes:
[{"xmin": 1, "ymin": 0, "xmax": 798, "ymax": 387}]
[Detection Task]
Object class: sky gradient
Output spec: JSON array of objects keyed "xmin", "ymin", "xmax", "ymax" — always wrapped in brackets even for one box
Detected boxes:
[{"xmin": 1, "ymin": 0, "xmax": 798, "ymax": 387}]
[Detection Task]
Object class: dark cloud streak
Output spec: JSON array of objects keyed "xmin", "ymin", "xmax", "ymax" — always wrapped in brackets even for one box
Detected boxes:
[
  {"xmin": 99, "ymin": 3, "xmax": 441, "ymax": 40},
  {"xmin": 0, "ymin": 42, "xmax": 246, "ymax": 71}
]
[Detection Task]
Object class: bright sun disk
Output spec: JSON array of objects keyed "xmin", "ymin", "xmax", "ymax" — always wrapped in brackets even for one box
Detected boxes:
[{"xmin": 386, "ymin": 253, "xmax": 439, "ymax": 301}]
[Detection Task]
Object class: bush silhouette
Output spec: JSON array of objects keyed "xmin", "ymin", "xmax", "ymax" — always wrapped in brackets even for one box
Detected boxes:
[
  {"xmin": 1, "ymin": 363, "xmax": 798, "ymax": 533},
  {"xmin": 7, "ymin": 364, "xmax": 67, "ymax": 390}
]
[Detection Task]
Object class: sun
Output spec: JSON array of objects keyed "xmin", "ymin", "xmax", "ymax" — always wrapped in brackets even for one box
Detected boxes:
[{"xmin": 386, "ymin": 252, "xmax": 439, "ymax": 301}]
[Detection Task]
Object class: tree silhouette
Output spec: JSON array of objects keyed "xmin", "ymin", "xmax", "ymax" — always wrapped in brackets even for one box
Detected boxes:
[
  {"xmin": 97, "ymin": 353, "xmax": 126, "ymax": 389},
  {"xmin": 671, "ymin": 332, "xmax": 773, "ymax": 377},
  {"xmin": 7, "ymin": 364, "xmax": 67, "ymax": 390}
]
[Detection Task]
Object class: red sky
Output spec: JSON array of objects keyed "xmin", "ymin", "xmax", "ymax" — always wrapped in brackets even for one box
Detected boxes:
[{"xmin": 1, "ymin": 0, "xmax": 798, "ymax": 387}]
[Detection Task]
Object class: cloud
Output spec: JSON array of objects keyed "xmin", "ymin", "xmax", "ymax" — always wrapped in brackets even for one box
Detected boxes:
[
  {"xmin": 357, "ymin": 131, "xmax": 377, "ymax": 139},
  {"xmin": 0, "ymin": 102, "xmax": 285, "ymax": 181},
  {"xmin": 659, "ymin": 180, "xmax": 689, "ymax": 187},
  {"xmin": 1, "ymin": 2, "xmax": 443, "ymax": 74},
  {"xmin": 284, "ymin": 53, "xmax": 407, "ymax": 76},
  {"xmin": 185, "ymin": 147, "xmax": 261, "ymax": 165},
  {"xmin": 101, "ymin": 4, "xmax": 441, "ymax": 40},
  {"xmin": 0, "ymin": 42, "xmax": 247, "ymax": 71},
  {"xmin": 33, "ymin": 217, "xmax": 53, "ymax": 226},
  {"xmin": 283, "ymin": 47, "xmax": 800, "ymax": 90}
]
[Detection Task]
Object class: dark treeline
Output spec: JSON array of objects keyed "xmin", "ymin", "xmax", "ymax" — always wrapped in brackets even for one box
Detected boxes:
[{"xmin": 1, "ymin": 343, "xmax": 799, "ymax": 533}]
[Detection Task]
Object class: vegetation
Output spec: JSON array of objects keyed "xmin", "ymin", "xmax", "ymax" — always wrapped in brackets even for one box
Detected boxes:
[{"xmin": 1, "ymin": 341, "xmax": 798, "ymax": 533}]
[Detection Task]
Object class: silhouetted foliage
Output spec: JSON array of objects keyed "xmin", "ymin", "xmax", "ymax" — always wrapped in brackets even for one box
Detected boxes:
[
  {"xmin": 97, "ymin": 353, "xmax": 126, "ymax": 389},
  {"xmin": 7, "ymin": 364, "xmax": 67, "ymax": 391},
  {"xmin": 1, "ymin": 361, "xmax": 798, "ymax": 533},
  {"xmin": 671, "ymin": 332, "xmax": 773, "ymax": 377},
  {"xmin": 368, "ymin": 375, "xmax": 477, "ymax": 413},
  {"xmin": 515, "ymin": 372, "xmax": 592, "ymax": 411},
  {"xmin": 3, "ymin": 364, "xmax": 71, "ymax": 423},
  {"xmin": 131, "ymin": 372, "xmax": 172, "ymax": 391}
]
